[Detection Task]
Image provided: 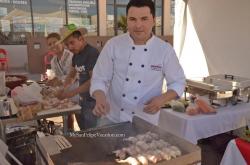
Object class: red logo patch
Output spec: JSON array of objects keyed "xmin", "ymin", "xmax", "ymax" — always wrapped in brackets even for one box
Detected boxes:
[{"xmin": 150, "ymin": 65, "xmax": 162, "ymax": 71}]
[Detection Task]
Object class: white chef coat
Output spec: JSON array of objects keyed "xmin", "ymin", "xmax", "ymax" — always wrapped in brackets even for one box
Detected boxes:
[{"xmin": 90, "ymin": 33, "xmax": 186, "ymax": 125}]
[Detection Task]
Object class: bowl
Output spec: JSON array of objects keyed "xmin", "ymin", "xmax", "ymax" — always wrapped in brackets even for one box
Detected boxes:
[{"xmin": 5, "ymin": 75, "xmax": 27, "ymax": 89}]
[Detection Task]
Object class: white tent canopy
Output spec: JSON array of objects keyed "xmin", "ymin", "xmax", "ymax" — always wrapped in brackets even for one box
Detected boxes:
[{"xmin": 174, "ymin": 0, "xmax": 250, "ymax": 79}]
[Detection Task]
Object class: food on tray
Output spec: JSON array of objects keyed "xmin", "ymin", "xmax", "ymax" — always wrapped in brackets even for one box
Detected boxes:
[
  {"xmin": 17, "ymin": 97, "xmax": 75, "ymax": 121},
  {"xmin": 170, "ymin": 100, "xmax": 186, "ymax": 113},
  {"xmin": 41, "ymin": 85, "xmax": 65, "ymax": 98},
  {"xmin": 6, "ymin": 76, "xmax": 22, "ymax": 82},
  {"xmin": 42, "ymin": 97, "xmax": 60, "ymax": 109},
  {"xmin": 114, "ymin": 132, "xmax": 182, "ymax": 164},
  {"xmin": 178, "ymin": 99, "xmax": 189, "ymax": 107},
  {"xmin": 41, "ymin": 86, "xmax": 55, "ymax": 97},
  {"xmin": 17, "ymin": 96, "xmax": 75, "ymax": 121},
  {"xmin": 18, "ymin": 103, "xmax": 43, "ymax": 121},
  {"xmin": 116, "ymin": 156, "xmax": 140, "ymax": 165},
  {"xmin": 40, "ymin": 84, "xmax": 76, "ymax": 110},
  {"xmin": 42, "ymin": 97, "xmax": 76, "ymax": 110},
  {"xmin": 185, "ymin": 96, "xmax": 217, "ymax": 116},
  {"xmin": 45, "ymin": 77, "xmax": 63, "ymax": 87},
  {"xmin": 17, "ymin": 84, "xmax": 75, "ymax": 118},
  {"xmin": 6, "ymin": 75, "xmax": 27, "ymax": 89},
  {"xmin": 163, "ymin": 99, "xmax": 189, "ymax": 112},
  {"xmin": 41, "ymin": 85, "xmax": 77, "ymax": 110},
  {"xmin": 195, "ymin": 97, "xmax": 216, "ymax": 114},
  {"xmin": 186, "ymin": 105, "xmax": 200, "ymax": 116},
  {"xmin": 136, "ymin": 155, "xmax": 148, "ymax": 165}
]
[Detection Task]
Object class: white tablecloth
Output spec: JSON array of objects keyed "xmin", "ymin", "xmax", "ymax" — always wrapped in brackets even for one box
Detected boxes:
[
  {"xmin": 158, "ymin": 103, "xmax": 250, "ymax": 144},
  {"xmin": 220, "ymin": 139, "xmax": 246, "ymax": 165}
]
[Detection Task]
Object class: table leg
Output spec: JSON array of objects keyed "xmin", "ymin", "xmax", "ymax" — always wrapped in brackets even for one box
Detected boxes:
[{"xmin": 62, "ymin": 115, "xmax": 68, "ymax": 134}]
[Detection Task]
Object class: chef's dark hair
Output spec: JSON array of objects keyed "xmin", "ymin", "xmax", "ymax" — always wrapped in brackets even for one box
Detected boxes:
[{"xmin": 126, "ymin": 0, "xmax": 155, "ymax": 18}]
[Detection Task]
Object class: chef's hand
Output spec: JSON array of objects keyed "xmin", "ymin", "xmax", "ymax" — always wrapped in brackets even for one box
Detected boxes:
[
  {"xmin": 143, "ymin": 95, "xmax": 166, "ymax": 114},
  {"xmin": 144, "ymin": 90, "xmax": 179, "ymax": 114},
  {"xmin": 92, "ymin": 90, "xmax": 110, "ymax": 117}
]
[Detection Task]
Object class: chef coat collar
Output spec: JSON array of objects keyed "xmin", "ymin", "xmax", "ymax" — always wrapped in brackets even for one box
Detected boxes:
[{"xmin": 127, "ymin": 32, "xmax": 155, "ymax": 47}]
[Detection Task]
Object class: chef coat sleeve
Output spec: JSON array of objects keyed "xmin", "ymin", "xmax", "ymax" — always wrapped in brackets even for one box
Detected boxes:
[
  {"xmin": 90, "ymin": 40, "xmax": 114, "ymax": 96},
  {"xmin": 163, "ymin": 45, "xmax": 186, "ymax": 97}
]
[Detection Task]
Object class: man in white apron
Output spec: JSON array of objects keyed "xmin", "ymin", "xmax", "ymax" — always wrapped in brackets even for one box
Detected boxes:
[{"xmin": 90, "ymin": 0, "xmax": 186, "ymax": 126}]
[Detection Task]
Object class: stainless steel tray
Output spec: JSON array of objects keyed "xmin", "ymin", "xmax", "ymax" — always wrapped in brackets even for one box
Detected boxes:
[
  {"xmin": 204, "ymin": 74, "xmax": 250, "ymax": 89},
  {"xmin": 186, "ymin": 79, "xmax": 233, "ymax": 100}
]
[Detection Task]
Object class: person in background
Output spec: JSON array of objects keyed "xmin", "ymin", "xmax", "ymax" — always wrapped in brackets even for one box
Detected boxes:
[
  {"xmin": 46, "ymin": 33, "xmax": 73, "ymax": 79},
  {"xmin": 56, "ymin": 24, "xmax": 99, "ymax": 130},
  {"xmin": 0, "ymin": 48, "xmax": 8, "ymax": 71},
  {"xmin": 46, "ymin": 32, "xmax": 75, "ymax": 130},
  {"xmin": 90, "ymin": 0, "xmax": 186, "ymax": 126}
]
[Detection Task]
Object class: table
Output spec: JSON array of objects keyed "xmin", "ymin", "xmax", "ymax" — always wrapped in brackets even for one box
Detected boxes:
[
  {"xmin": 2, "ymin": 104, "xmax": 81, "ymax": 134},
  {"xmin": 158, "ymin": 103, "xmax": 250, "ymax": 144},
  {"xmin": 221, "ymin": 138, "xmax": 250, "ymax": 165},
  {"xmin": 36, "ymin": 104, "xmax": 81, "ymax": 133}
]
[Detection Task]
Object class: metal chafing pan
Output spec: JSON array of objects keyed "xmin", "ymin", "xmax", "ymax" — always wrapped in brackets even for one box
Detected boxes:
[
  {"xmin": 204, "ymin": 74, "xmax": 250, "ymax": 89},
  {"xmin": 185, "ymin": 79, "xmax": 233, "ymax": 100},
  {"xmin": 204, "ymin": 74, "xmax": 250, "ymax": 101},
  {"xmin": 44, "ymin": 117, "xmax": 201, "ymax": 165},
  {"xmin": 185, "ymin": 74, "xmax": 250, "ymax": 104}
]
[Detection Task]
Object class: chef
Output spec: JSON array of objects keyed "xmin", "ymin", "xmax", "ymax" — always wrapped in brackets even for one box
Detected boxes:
[{"xmin": 90, "ymin": 0, "xmax": 186, "ymax": 126}]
